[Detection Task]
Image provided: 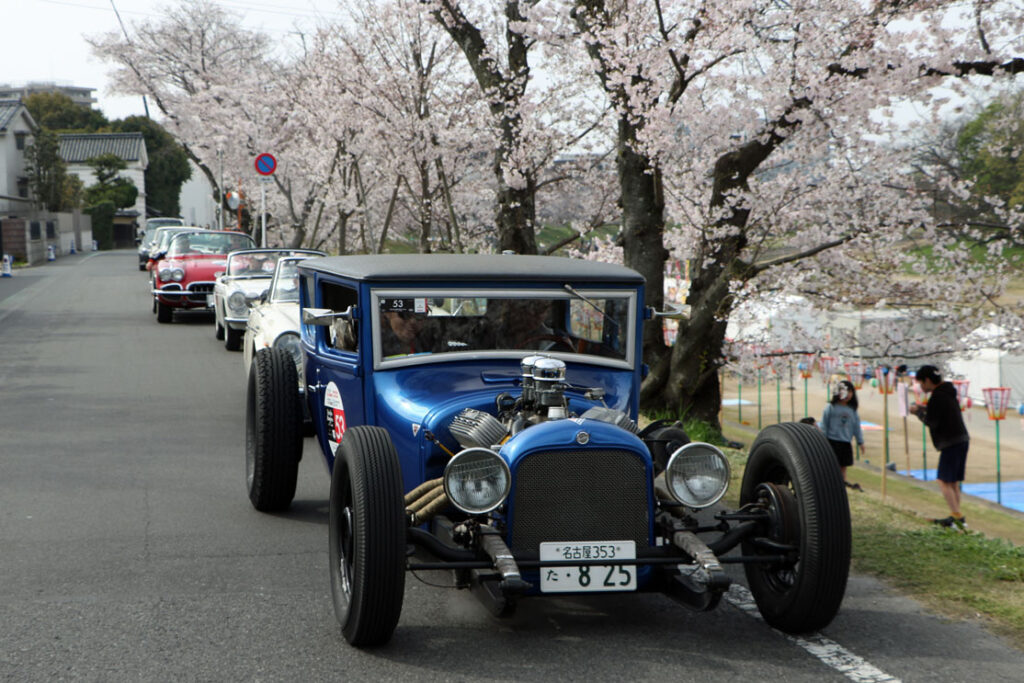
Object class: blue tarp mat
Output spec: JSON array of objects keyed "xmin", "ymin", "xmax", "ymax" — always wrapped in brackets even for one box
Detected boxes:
[{"xmin": 899, "ymin": 469, "xmax": 1024, "ymax": 513}]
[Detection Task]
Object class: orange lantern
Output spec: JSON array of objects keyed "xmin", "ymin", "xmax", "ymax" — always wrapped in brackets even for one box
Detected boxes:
[
  {"xmin": 875, "ymin": 366, "xmax": 898, "ymax": 394},
  {"xmin": 844, "ymin": 361, "xmax": 865, "ymax": 389},
  {"xmin": 952, "ymin": 379, "xmax": 970, "ymax": 412},
  {"xmin": 982, "ymin": 387, "xmax": 1012, "ymax": 420}
]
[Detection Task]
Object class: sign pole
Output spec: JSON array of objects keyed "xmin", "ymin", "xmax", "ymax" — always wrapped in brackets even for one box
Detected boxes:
[
  {"xmin": 253, "ymin": 153, "xmax": 277, "ymax": 248},
  {"xmin": 260, "ymin": 181, "xmax": 266, "ymax": 248}
]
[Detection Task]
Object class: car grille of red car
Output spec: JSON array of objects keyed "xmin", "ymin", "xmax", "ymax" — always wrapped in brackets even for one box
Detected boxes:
[
  {"xmin": 508, "ymin": 448, "xmax": 650, "ymax": 553},
  {"xmin": 186, "ymin": 282, "xmax": 215, "ymax": 303}
]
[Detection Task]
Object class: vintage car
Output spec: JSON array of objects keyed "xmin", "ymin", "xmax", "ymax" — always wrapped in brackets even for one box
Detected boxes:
[
  {"xmin": 151, "ymin": 230, "xmax": 256, "ymax": 323},
  {"xmin": 242, "ymin": 255, "xmax": 320, "ymax": 376},
  {"xmin": 213, "ymin": 248, "xmax": 325, "ymax": 350},
  {"xmin": 140, "ymin": 225, "xmax": 199, "ymax": 272},
  {"xmin": 244, "ymin": 254, "xmax": 851, "ymax": 647}
]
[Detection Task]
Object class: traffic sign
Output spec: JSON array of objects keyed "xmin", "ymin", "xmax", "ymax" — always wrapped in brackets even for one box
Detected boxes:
[{"xmin": 254, "ymin": 153, "xmax": 277, "ymax": 176}]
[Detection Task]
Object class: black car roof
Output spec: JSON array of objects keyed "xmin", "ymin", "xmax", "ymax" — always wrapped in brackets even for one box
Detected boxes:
[{"xmin": 299, "ymin": 254, "xmax": 644, "ymax": 284}]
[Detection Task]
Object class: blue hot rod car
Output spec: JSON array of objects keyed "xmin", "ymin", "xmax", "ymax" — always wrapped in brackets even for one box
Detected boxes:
[{"xmin": 244, "ymin": 254, "xmax": 850, "ymax": 646}]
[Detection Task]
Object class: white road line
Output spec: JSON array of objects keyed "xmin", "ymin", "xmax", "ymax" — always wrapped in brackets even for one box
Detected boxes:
[{"xmin": 725, "ymin": 584, "xmax": 901, "ymax": 683}]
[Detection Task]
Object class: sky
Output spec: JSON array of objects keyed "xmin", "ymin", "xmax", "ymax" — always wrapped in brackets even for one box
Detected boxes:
[{"xmin": 5, "ymin": 0, "xmax": 343, "ymax": 120}]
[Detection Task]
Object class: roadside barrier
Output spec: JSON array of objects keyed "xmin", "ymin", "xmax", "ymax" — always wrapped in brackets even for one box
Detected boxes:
[
  {"xmin": 70, "ymin": 239, "xmax": 76, "ymax": 254},
  {"xmin": 46, "ymin": 245, "xmax": 56, "ymax": 262},
  {"xmin": 1, "ymin": 254, "xmax": 12, "ymax": 277},
  {"xmin": 91, "ymin": 240, "xmax": 98, "ymax": 251}
]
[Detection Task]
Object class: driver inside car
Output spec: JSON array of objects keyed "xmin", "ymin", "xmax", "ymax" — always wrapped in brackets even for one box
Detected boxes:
[{"xmin": 381, "ymin": 311, "xmax": 435, "ymax": 357}]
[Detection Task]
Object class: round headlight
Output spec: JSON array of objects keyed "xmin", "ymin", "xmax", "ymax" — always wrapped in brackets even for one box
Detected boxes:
[
  {"xmin": 443, "ymin": 448, "xmax": 511, "ymax": 515},
  {"xmin": 664, "ymin": 443, "xmax": 730, "ymax": 509},
  {"xmin": 228, "ymin": 291, "xmax": 248, "ymax": 316},
  {"xmin": 157, "ymin": 267, "xmax": 172, "ymax": 282},
  {"xmin": 171, "ymin": 267, "xmax": 184, "ymax": 282},
  {"xmin": 273, "ymin": 332, "xmax": 303, "ymax": 368}
]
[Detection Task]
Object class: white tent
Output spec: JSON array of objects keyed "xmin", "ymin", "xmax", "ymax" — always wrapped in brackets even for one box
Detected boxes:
[{"xmin": 948, "ymin": 323, "xmax": 1024, "ymax": 408}]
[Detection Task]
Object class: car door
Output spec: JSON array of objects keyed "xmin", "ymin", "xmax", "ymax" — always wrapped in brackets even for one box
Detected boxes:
[{"xmin": 303, "ymin": 278, "xmax": 364, "ymax": 472}]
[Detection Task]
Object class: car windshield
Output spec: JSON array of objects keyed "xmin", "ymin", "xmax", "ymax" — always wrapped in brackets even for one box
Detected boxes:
[
  {"xmin": 168, "ymin": 232, "xmax": 255, "ymax": 256},
  {"xmin": 270, "ymin": 260, "xmax": 302, "ymax": 303},
  {"xmin": 147, "ymin": 218, "xmax": 184, "ymax": 229},
  {"xmin": 373, "ymin": 290, "xmax": 633, "ymax": 365},
  {"xmin": 227, "ymin": 250, "xmax": 301, "ymax": 277},
  {"xmin": 154, "ymin": 227, "xmax": 194, "ymax": 251}
]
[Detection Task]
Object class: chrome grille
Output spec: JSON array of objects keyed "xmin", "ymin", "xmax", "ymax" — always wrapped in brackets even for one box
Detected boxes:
[
  {"xmin": 187, "ymin": 282, "xmax": 215, "ymax": 303},
  {"xmin": 510, "ymin": 449, "xmax": 650, "ymax": 553}
]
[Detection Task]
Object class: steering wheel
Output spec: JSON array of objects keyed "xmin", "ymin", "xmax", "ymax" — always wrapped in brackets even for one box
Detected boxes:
[{"xmin": 515, "ymin": 334, "xmax": 577, "ymax": 353}]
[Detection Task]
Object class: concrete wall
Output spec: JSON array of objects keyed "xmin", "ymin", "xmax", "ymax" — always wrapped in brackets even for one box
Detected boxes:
[{"xmin": 0, "ymin": 211, "xmax": 92, "ymax": 264}]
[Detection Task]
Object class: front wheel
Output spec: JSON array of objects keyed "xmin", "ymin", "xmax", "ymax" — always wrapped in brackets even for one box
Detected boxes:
[
  {"xmin": 740, "ymin": 422, "xmax": 850, "ymax": 633},
  {"xmin": 245, "ymin": 348, "xmax": 302, "ymax": 511},
  {"xmin": 156, "ymin": 301, "xmax": 172, "ymax": 323},
  {"xmin": 225, "ymin": 326, "xmax": 242, "ymax": 351},
  {"xmin": 329, "ymin": 426, "xmax": 406, "ymax": 647}
]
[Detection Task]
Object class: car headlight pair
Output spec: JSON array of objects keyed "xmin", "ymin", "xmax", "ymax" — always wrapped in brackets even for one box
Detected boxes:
[
  {"xmin": 444, "ymin": 448, "xmax": 510, "ymax": 515},
  {"xmin": 158, "ymin": 267, "xmax": 184, "ymax": 282},
  {"xmin": 227, "ymin": 291, "xmax": 249, "ymax": 316},
  {"xmin": 273, "ymin": 332, "xmax": 303, "ymax": 369},
  {"xmin": 664, "ymin": 443, "xmax": 731, "ymax": 509}
]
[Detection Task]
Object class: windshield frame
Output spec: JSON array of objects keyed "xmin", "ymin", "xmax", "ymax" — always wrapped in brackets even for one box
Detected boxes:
[{"xmin": 369, "ymin": 287, "xmax": 637, "ymax": 371}]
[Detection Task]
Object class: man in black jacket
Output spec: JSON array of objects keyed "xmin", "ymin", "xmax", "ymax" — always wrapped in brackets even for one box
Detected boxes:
[{"xmin": 909, "ymin": 365, "xmax": 970, "ymax": 530}]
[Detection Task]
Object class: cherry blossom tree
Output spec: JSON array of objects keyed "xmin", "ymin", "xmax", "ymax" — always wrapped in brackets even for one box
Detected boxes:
[{"xmin": 564, "ymin": 0, "xmax": 1024, "ymax": 427}]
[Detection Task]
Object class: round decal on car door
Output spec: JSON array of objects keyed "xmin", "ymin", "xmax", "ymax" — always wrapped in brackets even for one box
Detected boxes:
[{"xmin": 324, "ymin": 381, "xmax": 346, "ymax": 455}]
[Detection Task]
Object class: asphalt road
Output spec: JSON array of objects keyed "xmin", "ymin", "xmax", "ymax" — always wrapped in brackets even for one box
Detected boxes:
[{"xmin": 2, "ymin": 251, "xmax": 1023, "ymax": 682}]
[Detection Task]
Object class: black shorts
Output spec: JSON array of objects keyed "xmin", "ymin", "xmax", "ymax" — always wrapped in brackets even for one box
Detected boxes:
[
  {"xmin": 828, "ymin": 439, "xmax": 854, "ymax": 468},
  {"xmin": 937, "ymin": 441, "xmax": 969, "ymax": 483}
]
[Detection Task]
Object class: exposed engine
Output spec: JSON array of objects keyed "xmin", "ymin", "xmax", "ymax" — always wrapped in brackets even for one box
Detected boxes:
[{"xmin": 448, "ymin": 355, "xmax": 638, "ymax": 452}]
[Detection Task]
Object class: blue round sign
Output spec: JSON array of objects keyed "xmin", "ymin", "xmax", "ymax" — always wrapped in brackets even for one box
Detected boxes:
[{"xmin": 254, "ymin": 153, "xmax": 277, "ymax": 176}]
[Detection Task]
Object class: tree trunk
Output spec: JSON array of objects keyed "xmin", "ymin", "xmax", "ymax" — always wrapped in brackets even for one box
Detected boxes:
[
  {"xmin": 417, "ymin": 160, "xmax": 433, "ymax": 254},
  {"xmin": 494, "ymin": 162, "xmax": 538, "ymax": 255},
  {"xmin": 616, "ymin": 117, "xmax": 670, "ymax": 379}
]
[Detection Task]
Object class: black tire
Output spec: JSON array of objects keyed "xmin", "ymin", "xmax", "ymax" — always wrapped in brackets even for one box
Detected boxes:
[
  {"xmin": 156, "ymin": 302, "xmax": 172, "ymax": 323},
  {"xmin": 225, "ymin": 326, "xmax": 242, "ymax": 351},
  {"xmin": 215, "ymin": 318, "xmax": 225, "ymax": 340},
  {"xmin": 329, "ymin": 426, "xmax": 406, "ymax": 647},
  {"xmin": 740, "ymin": 422, "xmax": 850, "ymax": 633},
  {"xmin": 245, "ymin": 348, "xmax": 302, "ymax": 511}
]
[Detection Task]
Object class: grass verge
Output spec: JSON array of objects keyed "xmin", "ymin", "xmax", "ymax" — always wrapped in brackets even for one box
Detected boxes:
[{"xmin": 715, "ymin": 422, "xmax": 1024, "ymax": 650}]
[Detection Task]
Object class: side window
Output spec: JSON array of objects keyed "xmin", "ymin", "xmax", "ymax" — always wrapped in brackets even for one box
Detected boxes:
[{"xmin": 322, "ymin": 282, "xmax": 359, "ymax": 352}]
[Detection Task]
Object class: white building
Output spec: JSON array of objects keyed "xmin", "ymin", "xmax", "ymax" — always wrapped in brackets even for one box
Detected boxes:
[
  {"xmin": 0, "ymin": 100, "xmax": 37, "ymax": 215},
  {"xmin": 178, "ymin": 160, "xmax": 218, "ymax": 228},
  {"xmin": 58, "ymin": 133, "xmax": 148, "ymax": 238}
]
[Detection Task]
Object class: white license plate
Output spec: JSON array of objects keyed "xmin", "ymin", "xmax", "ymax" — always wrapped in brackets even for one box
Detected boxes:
[
  {"xmin": 539, "ymin": 541, "xmax": 637, "ymax": 593},
  {"xmin": 206, "ymin": 294, "xmax": 214, "ymax": 307}
]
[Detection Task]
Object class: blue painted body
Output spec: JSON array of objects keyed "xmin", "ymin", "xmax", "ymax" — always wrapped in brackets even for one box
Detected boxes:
[{"xmin": 296, "ymin": 257, "xmax": 656, "ymax": 587}]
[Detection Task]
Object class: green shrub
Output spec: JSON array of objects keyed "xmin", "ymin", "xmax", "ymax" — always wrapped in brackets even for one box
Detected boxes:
[{"xmin": 86, "ymin": 201, "xmax": 115, "ymax": 250}]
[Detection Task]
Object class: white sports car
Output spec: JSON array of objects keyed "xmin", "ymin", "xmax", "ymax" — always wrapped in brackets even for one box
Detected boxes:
[
  {"xmin": 243, "ymin": 255, "xmax": 318, "ymax": 378},
  {"xmin": 213, "ymin": 248, "xmax": 324, "ymax": 350}
]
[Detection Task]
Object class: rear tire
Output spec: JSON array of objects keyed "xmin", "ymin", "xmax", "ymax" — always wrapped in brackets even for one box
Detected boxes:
[
  {"xmin": 740, "ymin": 422, "xmax": 850, "ymax": 633},
  {"xmin": 329, "ymin": 426, "xmax": 406, "ymax": 646},
  {"xmin": 245, "ymin": 348, "xmax": 302, "ymax": 511}
]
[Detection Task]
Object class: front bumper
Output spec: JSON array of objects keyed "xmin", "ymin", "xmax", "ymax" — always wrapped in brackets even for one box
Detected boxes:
[{"xmin": 153, "ymin": 281, "xmax": 217, "ymax": 309}]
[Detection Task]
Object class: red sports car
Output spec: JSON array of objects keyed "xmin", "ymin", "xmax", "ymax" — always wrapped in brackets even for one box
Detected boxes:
[{"xmin": 151, "ymin": 230, "xmax": 256, "ymax": 323}]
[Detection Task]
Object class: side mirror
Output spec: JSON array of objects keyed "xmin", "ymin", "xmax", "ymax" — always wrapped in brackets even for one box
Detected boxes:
[
  {"xmin": 259, "ymin": 291, "xmax": 269, "ymax": 304},
  {"xmin": 648, "ymin": 303, "xmax": 689, "ymax": 320},
  {"xmin": 303, "ymin": 306, "xmax": 355, "ymax": 326}
]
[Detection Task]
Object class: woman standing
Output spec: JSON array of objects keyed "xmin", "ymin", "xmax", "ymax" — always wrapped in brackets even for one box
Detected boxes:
[{"xmin": 821, "ymin": 379, "xmax": 866, "ymax": 490}]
